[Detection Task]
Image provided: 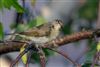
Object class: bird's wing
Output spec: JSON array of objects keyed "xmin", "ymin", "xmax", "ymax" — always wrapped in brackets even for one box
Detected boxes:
[{"xmin": 19, "ymin": 23, "xmax": 51, "ymax": 37}]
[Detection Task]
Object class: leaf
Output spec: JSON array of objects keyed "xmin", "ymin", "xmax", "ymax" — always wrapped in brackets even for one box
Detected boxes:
[
  {"xmin": 28, "ymin": 19, "xmax": 37, "ymax": 28},
  {"xmin": 62, "ymin": 20, "xmax": 72, "ymax": 34},
  {"xmin": 9, "ymin": 0, "xmax": 25, "ymax": 13},
  {"xmin": 16, "ymin": 24, "xmax": 29, "ymax": 32},
  {"xmin": 97, "ymin": 41, "xmax": 100, "ymax": 51},
  {"xmin": 2, "ymin": 0, "xmax": 12, "ymax": 9},
  {"xmin": 28, "ymin": 16, "xmax": 46, "ymax": 28},
  {"xmin": 20, "ymin": 44, "xmax": 27, "ymax": 64},
  {"xmin": 78, "ymin": 0, "xmax": 98, "ymax": 20},
  {"xmin": 0, "ymin": 22, "xmax": 4, "ymax": 40},
  {"xmin": 10, "ymin": 22, "xmax": 17, "ymax": 29},
  {"xmin": 82, "ymin": 62, "xmax": 99, "ymax": 67},
  {"xmin": 31, "ymin": 53, "xmax": 40, "ymax": 63},
  {"xmin": 0, "ymin": 0, "xmax": 3, "ymax": 9},
  {"xmin": 85, "ymin": 39, "xmax": 97, "ymax": 62},
  {"xmin": 0, "ymin": 0, "xmax": 25, "ymax": 13},
  {"xmin": 82, "ymin": 62, "xmax": 91, "ymax": 67},
  {"xmin": 35, "ymin": 16, "xmax": 46, "ymax": 26},
  {"xmin": 43, "ymin": 48, "xmax": 54, "ymax": 57}
]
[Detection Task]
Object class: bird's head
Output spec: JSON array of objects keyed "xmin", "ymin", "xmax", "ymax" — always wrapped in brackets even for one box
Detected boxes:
[{"xmin": 50, "ymin": 19, "xmax": 63, "ymax": 31}]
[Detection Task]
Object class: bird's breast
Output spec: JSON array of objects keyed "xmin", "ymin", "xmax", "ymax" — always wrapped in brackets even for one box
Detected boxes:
[{"xmin": 30, "ymin": 36, "xmax": 49, "ymax": 44}]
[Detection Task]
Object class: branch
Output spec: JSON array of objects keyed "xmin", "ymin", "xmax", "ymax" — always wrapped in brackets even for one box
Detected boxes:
[{"xmin": 0, "ymin": 30, "xmax": 100, "ymax": 55}]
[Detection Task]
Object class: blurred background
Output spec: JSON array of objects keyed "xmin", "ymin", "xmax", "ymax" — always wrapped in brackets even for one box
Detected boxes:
[{"xmin": 0, "ymin": 0, "xmax": 99, "ymax": 67}]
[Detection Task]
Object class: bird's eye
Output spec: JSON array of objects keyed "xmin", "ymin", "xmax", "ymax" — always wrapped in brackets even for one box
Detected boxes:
[{"xmin": 52, "ymin": 25, "xmax": 54, "ymax": 28}]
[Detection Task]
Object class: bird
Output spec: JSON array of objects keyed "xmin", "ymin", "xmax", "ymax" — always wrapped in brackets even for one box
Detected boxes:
[
  {"xmin": 10, "ymin": 19, "xmax": 63, "ymax": 65},
  {"xmin": 9, "ymin": 19, "xmax": 63, "ymax": 45}
]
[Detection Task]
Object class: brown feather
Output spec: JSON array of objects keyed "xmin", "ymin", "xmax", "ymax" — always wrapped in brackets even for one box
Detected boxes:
[{"xmin": 19, "ymin": 23, "xmax": 51, "ymax": 37}]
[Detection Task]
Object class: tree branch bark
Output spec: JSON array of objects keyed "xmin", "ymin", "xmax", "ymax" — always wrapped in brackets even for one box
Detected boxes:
[{"xmin": 0, "ymin": 30, "xmax": 100, "ymax": 55}]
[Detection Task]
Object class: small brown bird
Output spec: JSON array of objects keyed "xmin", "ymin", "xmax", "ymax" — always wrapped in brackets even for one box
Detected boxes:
[
  {"xmin": 10, "ymin": 19, "xmax": 63, "ymax": 65},
  {"xmin": 18, "ymin": 19, "xmax": 63, "ymax": 64},
  {"xmin": 7, "ymin": 19, "xmax": 63, "ymax": 44}
]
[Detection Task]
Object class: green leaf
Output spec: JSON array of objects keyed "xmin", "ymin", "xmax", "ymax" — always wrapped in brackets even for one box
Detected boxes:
[
  {"xmin": 9, "ymin": 0, "xmax": 25, "ymax": 13},
  {"xmin": 28, "ymin": 16, "xmax": 46, "ymax": 28},
  {"xmin": 43, "ymin": 48, "xmax": 54, "ymax": 57},
  {"xmin": 10, "ymin": 22, "xmax": 17, "ymax": 29},
  {"xmin": 85, "ymin": 39, "xmax": 97, "ymax": 63},
  {"xmin": 31, "ymin": 53, "xmax": 40, "ymax": 63},
  {"xmin": 97, "ymin": 41, "xmax": 100, "ymax": 51},
  {"xmin": 78, "ymin": 0, "xmax": 98, "ymax": 20},
  {"xmin": 0, "ymin": 0, "xmax": 25, "ymax": 13},
  {"xmin": 82, "ymin": 62, "xmax": 99, "ymax": 67},
  {"xmin": 0, "ymin": 0, "xmax": 3, "ymax": 9},
  {"xmin": 16, "ymin": 24, "xmax": 29, "ymax": 32},
  {"xmin": 28, "ymin": 19, "xmax": 37, "ymax": 28},
  {"xmin": 35, "ymin": 16, "xmax": 46, "ymax": 26},
  {"xmin": 20, "ymin": 44, "xmax": 28, "ymax": 64},
  {"xmin": 2, "ymin": 0, "xmax": 12, "ymax": 9},
  {"xmin": 0, "ymin": 22, "xmax": 4, "ymax": 40},
  {"xmin": 62, "ymin": 20, "xmax": 72, "ymax": 34},
  {"xmin": 82, "ymin": 62, "xmax": 91, "ymax": 67}
]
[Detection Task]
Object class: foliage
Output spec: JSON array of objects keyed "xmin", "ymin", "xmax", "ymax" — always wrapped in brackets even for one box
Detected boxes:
[
  {"xmin": 0, "ymin": 22, "xmax": 4, "ymax": 40},
  {"xmin": 82, "ymin": 62, "xmax": 99, "ymax": 67},
  {"xmin": 28, "ymin": 16, "xmax": 47, "ymax": 28},
  {"xmin": 82, "ymin": 62, "xmax": 91, "ymax": 67},
  {"xmin": 62, "ymin": 19, "xmax": 72, "ymax": 34},
  {"xmin": 0, "ymin": 0, "xmax": 24, "ymax": 13},
  {"xmin": 96, "ymin": 41, "xmax": 100, "ymax": 51},
  {"xmin": 11, "ymin": 16, "xmax": 46, "ymax": 33},
  {"xmin": 82, "ymin": 39, "xmax": 97, "ymax": 66},
  {"xmin": 20, "ymin": 44, "xmax": 28, "ymax": 64},
  {"xmin": 78, "ymin": 0, "xmax": 98, "ymax": 21}
]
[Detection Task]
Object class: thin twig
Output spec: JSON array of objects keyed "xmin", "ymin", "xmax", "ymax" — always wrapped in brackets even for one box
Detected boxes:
[
  {"xmin": 39, "ymin": 56, "xmax": 46, "ymax": 67},
  {"xmin": 25, "ymin": 50, "xmax": 33, "ymax": 67},
  {"xmin": 75, "ymin": 47, "xmax": 89, "ymax": 62},
  {"xmin": 91, "ymin": 51, "xmax": 100, "ymax": 67},
  {"xmin": 47, "ymin": 48, "xmax": 81, "ymax": 67},
  {"xmin": 10, "ymin": 49, "xmax": 28, "ymax": 67},
  {"xmin": 38, "ymin": 49, "xmax": 46, "ymax": 67}
]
